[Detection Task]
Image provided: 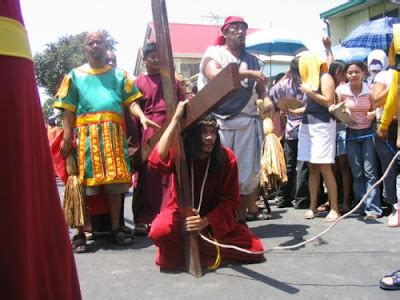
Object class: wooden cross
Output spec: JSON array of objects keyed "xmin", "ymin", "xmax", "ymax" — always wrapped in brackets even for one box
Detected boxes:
[{"xmin": 150, "ymin": 0, "xmax": 240, "ymax": 277}]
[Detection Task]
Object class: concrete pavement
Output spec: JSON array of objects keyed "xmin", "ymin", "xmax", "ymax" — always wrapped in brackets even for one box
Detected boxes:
[{"xmin": 58, "ymin": 181, "xmax": 399, "ymax": 299}]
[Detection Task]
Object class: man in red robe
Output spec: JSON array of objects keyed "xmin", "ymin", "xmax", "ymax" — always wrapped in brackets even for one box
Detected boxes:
[
  {"xmin": 148, "ymin": 101, "xmax": 265, "ymax": 271},
  {"xmin": 128, "ymin": 42, "xmax": 184, "ymax": 235},
  {"xmin": 0, "ymin": 0, "xmax": 81, "ymax": 298}
]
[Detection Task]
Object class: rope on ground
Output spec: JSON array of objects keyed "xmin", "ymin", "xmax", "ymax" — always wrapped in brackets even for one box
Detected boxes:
[{"xmin": 199, "ymin": 151, "xmax": 400, "ymax": 254}]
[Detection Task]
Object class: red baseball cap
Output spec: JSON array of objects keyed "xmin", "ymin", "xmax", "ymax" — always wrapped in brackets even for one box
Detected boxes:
[{"xmin": 221, "ymin": 16, "xmax": 248, "ymax": 32}]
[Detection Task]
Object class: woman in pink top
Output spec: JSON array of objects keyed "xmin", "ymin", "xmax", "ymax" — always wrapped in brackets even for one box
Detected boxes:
[{"xmin": 336, "ymin": 61, "xmax": 381, "ymax": 219}]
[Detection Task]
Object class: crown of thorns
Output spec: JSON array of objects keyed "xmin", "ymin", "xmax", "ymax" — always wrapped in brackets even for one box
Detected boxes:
[{"xmin": 197, "ymin": 118, "xmax": 219, "ymax": 129}]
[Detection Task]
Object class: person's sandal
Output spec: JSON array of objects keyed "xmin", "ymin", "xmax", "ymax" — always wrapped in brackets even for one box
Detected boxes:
[
  {"xmin": 364, "ymin": 213, "xmax": 380, "ymax": 220},
  {"xmin": 134, "ymin": 223, "xmax": 150, "ymax": 236},
  {"xmin": 317, "ymin": 202, "xmax": 330, "ymax": 212},
  {"xmin": 121, "ymin": 225, "xmax": 133, "ymax": 235},
  {"xmin": 245, "ymin": 209, "xmax": 272, "ymax": 221},
  {"xmin": 72, "ymin": 233, "xmax": 90, "ymax": 253},
  {"xmin": 379, "ymin": 270, "xmax": 400, "ymax": 290},
  {"xmin": 111, "ymin": 228, "xmax": 134, "ymax": 246}
]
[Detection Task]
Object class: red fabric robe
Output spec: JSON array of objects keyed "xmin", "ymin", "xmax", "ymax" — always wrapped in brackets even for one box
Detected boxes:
[
  {"xmin": 129, "ymin": 74, "xmax": 183, "ymax": 225},
  {"xmin": 0, "ymin": 1, "xmax": 81, "ymax": 298},
  {"xmin": 148, "ymin": 146, "xmax": 265, "ymax": 271}
]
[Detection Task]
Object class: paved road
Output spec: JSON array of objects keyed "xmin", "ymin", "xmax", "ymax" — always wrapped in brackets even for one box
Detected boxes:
[{"xmin": 58, "ymin": 181, "xmax": 399, "ymax": 299}]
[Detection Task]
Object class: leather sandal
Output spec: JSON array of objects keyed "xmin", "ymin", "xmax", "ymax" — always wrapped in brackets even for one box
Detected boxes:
[
  {"xmin": 72, "ymin": 233, "xmax": 90, "ymax": 253},
  {"xmin": 245, "ymin": 209, "xmax": 272, "ymax": 221},
  {"xmin": 111, "ymin": 228, "xmax": 134, "ymax": 246},
  {"xmin": 134, "ymin": 223, "xmax": 150, "ymax": 236},
  {"xmin": 317, "ymin": 202, "xmax": 330, "ymax": 212}
]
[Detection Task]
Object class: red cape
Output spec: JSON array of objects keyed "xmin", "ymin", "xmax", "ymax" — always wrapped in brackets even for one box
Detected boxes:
[{"xmin": 0, "ymin": 1, "xmax": 81, "ymax": 298}]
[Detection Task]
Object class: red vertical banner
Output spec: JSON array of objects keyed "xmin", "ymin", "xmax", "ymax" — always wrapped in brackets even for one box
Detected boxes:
[{"xmin": 0, "ymin": 1, "xmax": 81, "ymax": 299}]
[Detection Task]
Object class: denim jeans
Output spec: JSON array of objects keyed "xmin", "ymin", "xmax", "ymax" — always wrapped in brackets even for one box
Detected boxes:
[
  {"xmin": 346, "ymin": 127, "xmax": 382, "ymax": 215},
  {"xmin": 373, "ymin": 120, "xmax": 398, "ymax": 205}
]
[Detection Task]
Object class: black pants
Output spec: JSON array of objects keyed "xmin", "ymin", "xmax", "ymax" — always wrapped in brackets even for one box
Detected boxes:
[{"xmin": 276, "ymin": 139, "xmax": 309, "ymax": 205}]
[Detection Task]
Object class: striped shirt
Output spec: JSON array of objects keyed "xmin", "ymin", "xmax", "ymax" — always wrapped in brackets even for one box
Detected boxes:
[{"xmin": 336, "ymin": 82, "xmax": 373, "ymax": 130}]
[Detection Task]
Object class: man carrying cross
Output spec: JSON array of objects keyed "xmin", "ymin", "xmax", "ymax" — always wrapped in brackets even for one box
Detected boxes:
[
  {"xmin": 148, "ymin": 100, "xmax": 265, "ymax": 271},
  {"xmin": 198, "ymin": 16, "xmax": 274, "ymax": 223}
]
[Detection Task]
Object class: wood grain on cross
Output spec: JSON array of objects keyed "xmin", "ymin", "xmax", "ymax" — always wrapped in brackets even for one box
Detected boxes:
[
  {"xmin": 150, "ymin": 0, "xmax": 240, "ymax": 277},
  {"xmin": 135, "ymin": 63, "xmax": 240, "ymax": 165}
]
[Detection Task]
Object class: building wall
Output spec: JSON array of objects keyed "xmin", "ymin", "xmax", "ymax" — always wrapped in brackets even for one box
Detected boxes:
[
  {"xmin": 174, "ymin": 57, "xmax": 201, "ymax": 79},
  {"xmin": 327, "ymin": 2, "xmax": 399, "ymax": 45}
]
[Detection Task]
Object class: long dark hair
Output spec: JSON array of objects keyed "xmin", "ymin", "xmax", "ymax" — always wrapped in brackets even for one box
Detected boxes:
[
  {"xmin": 328, "ymin": 60, "xmax": 346, "ymax": 87},
  {"xmin": 183, "ymin": 115, "xmax": 225, "ymax": 172},
  {"xmin": 289, "ymin": 56, "xmax": 301, "ymax": 86}
]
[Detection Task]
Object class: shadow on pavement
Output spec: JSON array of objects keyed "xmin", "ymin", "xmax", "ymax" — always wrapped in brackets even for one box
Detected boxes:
[
  {"xmin": 251, "ymin": 223, "xmax": 311, "ymax": 249},
  {"xmin": 230, "ymin": 265, "xmax": 300, "ymax": 294},
  {"xmin": 82, "ymin": 234, "xmax": 154, "ymax": 253}
]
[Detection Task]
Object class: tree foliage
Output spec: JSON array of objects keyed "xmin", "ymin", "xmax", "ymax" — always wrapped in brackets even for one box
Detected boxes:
[
  {"xmin": 42, "ymin": 98, "xmax": 55, "ymax": 123},
  {"xmin": 34, "ymin": 30, "xmax": 117, "ymax": 97}
]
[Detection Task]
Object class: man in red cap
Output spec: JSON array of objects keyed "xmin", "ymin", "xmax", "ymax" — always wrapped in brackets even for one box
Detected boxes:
[{"xmin": 197, "ymin": 16, "xmax": 273, "ymax": 224}]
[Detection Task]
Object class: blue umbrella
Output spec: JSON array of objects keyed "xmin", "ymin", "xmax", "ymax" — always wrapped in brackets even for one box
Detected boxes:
[
  {"xmin": 331, "ymin": 45, "xmax": 371, "ymax": 62},
  {"xmin": 245, "ymin": 29, "xmax": 308, "ymax": 56},
  {"xmin": 342, "ymin": 16, "xmax": 400, "ymax": 51}
]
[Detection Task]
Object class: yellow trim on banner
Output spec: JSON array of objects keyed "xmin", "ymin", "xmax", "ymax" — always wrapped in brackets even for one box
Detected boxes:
[
  {"xmin": 0, "ymin": 17, "xmax": 32, "ymax": 60},
  {"xmin": 75, "ymin": 111, "xmax": 122, "ymax": 126}
]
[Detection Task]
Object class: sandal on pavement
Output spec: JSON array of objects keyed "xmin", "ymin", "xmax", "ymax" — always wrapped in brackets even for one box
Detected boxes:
[
  {"xmin": 121, "ymin": 225, "xmax": 133, "ymax": 235},
  {"xmin": 111, "ymin": 228, "xmax": 134, "ymax": 246},
  {"xmin": 317, "ymin": 202, "xmax": 330, "ymax": 213},
  {"xmin": 72, "ymin": 233, "xmax": 90, "ymax": 254},
  {"xmin": 245, "ymin": 209, "xmax": 272, "ymax": 221},
  {"xmin": 134, "ymin": 223, "xmax": 150, "ymax": 236},
  {"xmin": 364, "ymin": 213, "xmax": 380, "ymax": 220},
  {"xmin": 379, "ymin": 270, "xmax": 400, "ymax": 290}
]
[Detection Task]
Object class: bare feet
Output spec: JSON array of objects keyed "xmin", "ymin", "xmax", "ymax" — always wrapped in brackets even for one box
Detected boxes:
[
  {"xmin": 325, "ymin": 210, "xmax": 340, "ymax": 222},
  {"xmin": 304, "ymin": 210, "xmax": 318, "ymax": 219},
  {"xmin": 388, "ymin": 207, "xmax": 399, "ymax": 227}
]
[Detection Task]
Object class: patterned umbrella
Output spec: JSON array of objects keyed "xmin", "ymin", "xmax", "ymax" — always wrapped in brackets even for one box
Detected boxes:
[{"xmin": 342, "ymin": 16, "xmax": 400, "ymax": 51}]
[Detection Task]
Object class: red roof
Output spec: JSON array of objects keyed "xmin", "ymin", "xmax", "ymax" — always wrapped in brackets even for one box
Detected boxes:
[{"xmin": 148, "ymin": 22, "xmax": 259, "ymax": 56}]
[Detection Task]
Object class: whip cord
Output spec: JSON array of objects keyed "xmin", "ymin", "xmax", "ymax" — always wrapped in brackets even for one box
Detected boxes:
[{"xmin": 199, "ymin": 151, "xmax": 400, "ymax": 254}]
